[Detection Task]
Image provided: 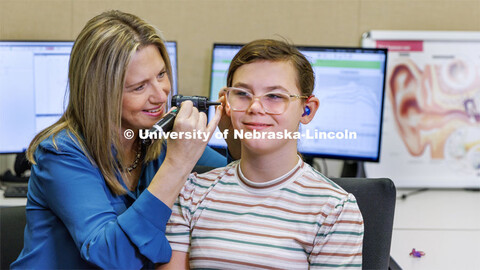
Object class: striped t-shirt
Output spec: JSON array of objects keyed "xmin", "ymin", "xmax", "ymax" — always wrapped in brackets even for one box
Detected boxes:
[{"xmin": 166, "ymin": 158, "xmax": 364, "ymax": 269}]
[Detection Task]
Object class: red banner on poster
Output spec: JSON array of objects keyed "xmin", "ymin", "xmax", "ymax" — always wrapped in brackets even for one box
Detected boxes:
[{"xmin": 376, "ymin": 40, "xmax": 423, "ymax": 52}]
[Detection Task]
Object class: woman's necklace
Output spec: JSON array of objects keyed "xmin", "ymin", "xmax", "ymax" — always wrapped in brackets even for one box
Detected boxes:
[{"xmin": 126, "ymin": 143, "xmax": 142, "ymax": 173}]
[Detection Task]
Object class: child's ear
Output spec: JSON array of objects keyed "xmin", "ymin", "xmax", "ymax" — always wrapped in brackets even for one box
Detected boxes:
[
  {"xmin": 225, "ymin": 102, "xmax": 232, "ymax": 117},
  {"xmin": 218, "ymin": 87, "xmax": 232, "ymax": 117},
  {"xmin": 300, "ymin": 96, "xmax": 319, "ymax": 124}
]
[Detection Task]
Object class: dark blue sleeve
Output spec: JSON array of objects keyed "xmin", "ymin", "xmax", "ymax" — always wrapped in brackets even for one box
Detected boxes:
[
  {"xmin": 35, "ymin": 143, "xmax": 172, "ymax": 268},
  {"xmin": 225, "ymin": 148, "xmax": 236, "ymax": 164},
  {"xmin": 196, "ymin": 146, "xmax": 227, "ymax": 167}
]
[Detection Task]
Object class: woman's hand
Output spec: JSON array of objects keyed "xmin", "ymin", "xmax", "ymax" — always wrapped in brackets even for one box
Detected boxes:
[
  {"xmin": 147, "ymin": 100, "xmax": 222, "ymax": 207},
  {"xmin": 165, "ymin": 100, "xmax": 221, "ymax": 169}
]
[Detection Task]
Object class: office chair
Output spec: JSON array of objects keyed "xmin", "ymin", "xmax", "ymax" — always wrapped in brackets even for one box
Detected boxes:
[
  {"xmin": 0, "ymin": 206, "xmax": 26, "ymax": 269},
  {"xmin": 331, "ymin": 178, "xmax": 396, "ymax": 270}
]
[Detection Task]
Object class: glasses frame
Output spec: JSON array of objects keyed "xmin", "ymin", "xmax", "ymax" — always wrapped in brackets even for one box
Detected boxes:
[{"xmin": 225, "ymin": 87, "xmax": 310, "ymax": 115}]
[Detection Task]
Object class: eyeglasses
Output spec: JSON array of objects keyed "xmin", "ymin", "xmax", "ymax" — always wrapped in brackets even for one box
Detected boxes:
[{"xmin": 226, "ymin": 87, "xmax": 309, "ymax": 115}]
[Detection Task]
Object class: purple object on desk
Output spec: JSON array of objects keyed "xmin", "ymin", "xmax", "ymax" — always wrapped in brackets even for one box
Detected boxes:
[{"xmin": 409, "ymin": 248, "xmax": 425, "ymax": 258}]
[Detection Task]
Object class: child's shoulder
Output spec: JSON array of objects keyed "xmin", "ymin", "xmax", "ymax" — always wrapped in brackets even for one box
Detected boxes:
[
  {"xmin": 297, "ymin": 162, "xmax": 350, "ymax": 198},
  {"xmin": 186, "ymin": 161, "xmax": 238, "ymax": 189}
]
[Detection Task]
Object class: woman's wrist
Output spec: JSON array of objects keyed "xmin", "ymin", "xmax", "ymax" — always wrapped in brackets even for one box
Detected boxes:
[{"xmin": 148, "ymin": 157, "xmax": 192, "ymax": 208}]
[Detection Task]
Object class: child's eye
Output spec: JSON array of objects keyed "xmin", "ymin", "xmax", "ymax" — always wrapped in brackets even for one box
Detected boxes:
[
  {"xmin": 236, "ymin": 91, "xmax": 250, "ymax": 97},
  {"xmin": 266, "ymin": 93, "xmax": 285, "ymax": 100}
]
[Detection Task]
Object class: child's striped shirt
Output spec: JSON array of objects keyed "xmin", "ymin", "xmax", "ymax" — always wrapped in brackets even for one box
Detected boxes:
[{"xmin": 166, "ymin": 159, "xmax": 364, "ymax": 269}]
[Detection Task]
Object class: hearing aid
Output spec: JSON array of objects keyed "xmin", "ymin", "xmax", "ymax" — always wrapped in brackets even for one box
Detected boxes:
[{"xmin": 302, "ymin": 106, "xmax": 311, "ymax": 116}]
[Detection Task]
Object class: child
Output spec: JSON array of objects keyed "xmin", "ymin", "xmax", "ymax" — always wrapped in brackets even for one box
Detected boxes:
[{"xmin": 161, "ymin": 39, "xmax": 363, "ymax": 269}]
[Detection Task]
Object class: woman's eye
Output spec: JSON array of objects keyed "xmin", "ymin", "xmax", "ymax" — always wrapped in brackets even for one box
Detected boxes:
[
  {"xmin": 134, "ymin": 84, "xmax": 145, "ymax": 91},
  {"xmin": 157, "ymin": 71, "xmax": 166, "ymax": 79}
]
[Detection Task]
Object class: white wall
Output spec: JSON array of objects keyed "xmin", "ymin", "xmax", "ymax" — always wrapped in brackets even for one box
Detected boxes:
[{"xmin": 0, "ymin": 155, "xmax": 15, "ymax": 175}]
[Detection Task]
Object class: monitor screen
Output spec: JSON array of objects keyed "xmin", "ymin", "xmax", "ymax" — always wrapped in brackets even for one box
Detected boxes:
[
  {"xmin": 0, "ymin": 40, "xmax": 178, "ymax": 154},
  {"xmin": 207, "ymin": 44, "xmax": 387, "ymax": 162},
  {"xmin": 165, "ymin": 41, "xmax": 178, "ymax": 96}
]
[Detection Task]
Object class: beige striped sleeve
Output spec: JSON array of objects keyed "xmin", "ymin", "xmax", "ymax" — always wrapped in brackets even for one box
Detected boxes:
[
  {"xmin": 309, "ymin": 193, "xmax": 364, "ymax": 269},
  {"xmin": 165, "ymin": 174, "xmax": 197, "ymax": 253}
]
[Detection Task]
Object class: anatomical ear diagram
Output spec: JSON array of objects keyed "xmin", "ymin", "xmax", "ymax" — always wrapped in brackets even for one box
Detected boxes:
[{"xmin": 388, "ymin": 58, "xmax": 480, "ymax": 168}]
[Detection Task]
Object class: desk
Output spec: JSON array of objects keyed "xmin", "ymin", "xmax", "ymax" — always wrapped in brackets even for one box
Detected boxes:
[
  {"xmin": 0, "ymin": 190, "xmax": 27, "ymax": 207},
  {"xmin": 390, "ymin": 189, "xmax": 480, "ymax": 270}
]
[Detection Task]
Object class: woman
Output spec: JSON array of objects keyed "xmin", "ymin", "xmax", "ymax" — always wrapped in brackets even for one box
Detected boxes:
[
  {"xmin": 162, "ymin": 39, "xmax": 364, "ymax": 269},
  {"xmin": 12, "ymin": 10, "xmax": 228, "ymax": 269}
]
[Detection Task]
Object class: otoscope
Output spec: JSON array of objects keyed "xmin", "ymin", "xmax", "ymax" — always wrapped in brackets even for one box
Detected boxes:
[{"xmin": 141, "ymin": 95, "xmax": 221, "ymax": 146}]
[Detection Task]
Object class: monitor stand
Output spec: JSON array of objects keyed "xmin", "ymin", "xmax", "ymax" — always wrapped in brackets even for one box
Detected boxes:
[
  {"xmin": 341, "ymin": 160, "xmax": 366, "ymax": 178},
  {"xmin": 1, "ymin": 152, "xmax": 30, "ymax": 183},
  {"xmin": 14, "ymin": 152, "xmax": 31, "ymax": 177}
]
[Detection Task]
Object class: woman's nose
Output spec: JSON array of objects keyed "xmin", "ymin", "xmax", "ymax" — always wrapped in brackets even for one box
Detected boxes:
[{"xmin": 150, "ymin": 79, "xmax": 171, "ymax": 104}]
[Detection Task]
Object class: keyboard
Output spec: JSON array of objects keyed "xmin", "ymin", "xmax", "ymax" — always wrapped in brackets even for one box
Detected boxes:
[{"xmin": 4, "ymin": 183, "xmax": 28, "ymax": 198}]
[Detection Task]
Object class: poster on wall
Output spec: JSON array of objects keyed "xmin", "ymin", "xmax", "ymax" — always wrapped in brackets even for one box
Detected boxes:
[{"xmin": 362, "ymin": 30, "xmax": 480, "ymax": 188}]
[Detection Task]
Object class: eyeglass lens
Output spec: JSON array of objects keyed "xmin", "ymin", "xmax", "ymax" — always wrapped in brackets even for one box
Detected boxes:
[{"xmin": 227, "ymin": 88, "xmax": 289, "ymax": 114}]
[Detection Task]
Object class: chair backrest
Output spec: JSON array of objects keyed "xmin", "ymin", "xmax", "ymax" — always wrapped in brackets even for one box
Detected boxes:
[
  {"xmin": 330, "ymin": 178, "xmax": 396, "ymax": 270},
  {"xmin": 0, "ymin": 206, "xmax": 26, "ymax": 269}
]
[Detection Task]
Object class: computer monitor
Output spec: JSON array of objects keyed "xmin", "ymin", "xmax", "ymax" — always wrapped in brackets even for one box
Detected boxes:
[
  {"xmin": 207, "ymin": 43, "xmax": 388, "ymax": 162},
  {"xmin": 165, "ymin": 41, "xmax": 178, "ymax": 96},
  {"xmin": 0, "ymin": 40, "xmax": 178, "ymax": 154}
]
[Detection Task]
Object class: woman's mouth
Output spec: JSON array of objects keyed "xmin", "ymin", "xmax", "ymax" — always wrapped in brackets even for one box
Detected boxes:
[{"xmin": 143, "ymin": 105, "xmax": 164, "ymax": 117}]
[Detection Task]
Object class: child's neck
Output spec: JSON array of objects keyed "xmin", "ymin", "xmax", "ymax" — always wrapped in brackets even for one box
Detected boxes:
[{"xmin": 239, "ymin": 145, "xmax": 300, "ymax": 183}]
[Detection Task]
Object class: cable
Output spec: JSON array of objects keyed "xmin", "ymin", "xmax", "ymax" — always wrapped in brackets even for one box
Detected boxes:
[{"xmin": 398, "ymin": 188, "xmax": 429, "ymax": 200}]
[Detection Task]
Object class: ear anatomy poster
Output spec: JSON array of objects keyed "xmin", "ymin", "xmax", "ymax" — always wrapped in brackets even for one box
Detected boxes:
[{"xmin": 363, "ymin": 31, "xmax": 480, "ymax": 188}]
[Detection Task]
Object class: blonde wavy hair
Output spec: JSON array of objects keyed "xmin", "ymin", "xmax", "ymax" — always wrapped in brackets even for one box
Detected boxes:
[{"xmin": 27, "ymin": 10, "xmax": 171, "ymax": 194}]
